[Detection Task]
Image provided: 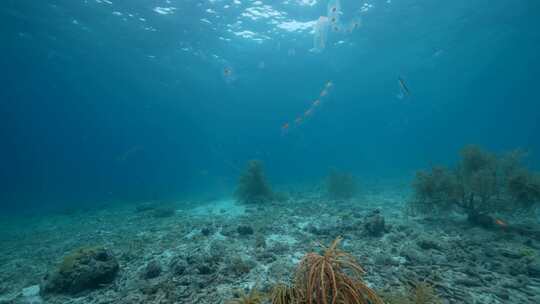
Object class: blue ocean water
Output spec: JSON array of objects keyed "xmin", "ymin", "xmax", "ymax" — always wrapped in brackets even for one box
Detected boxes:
[{"xmin": 1, "ymin": 0, "xmax": 539, "ymax": 213}]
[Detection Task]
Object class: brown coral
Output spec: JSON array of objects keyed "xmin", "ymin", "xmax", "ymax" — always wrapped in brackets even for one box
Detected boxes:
[
  {"xmin": 382, "ymin": 282, "xmax": 442, "ymax": 304},
  {"xmin": 227, "ymin": 287, "xmax": 264, "ymax": 304},
  {"xmin": 326, "ymin": 169, "xmax": 358, "ymax": 200},
  {"xmin": 235, "ymin": 160, "xmax": 273, "ymax": 204},
  {"xmin": 410, "ymin": 145, "xmax": 540, "ymax": 224},
  {"xmin": 270, "ymin": 283, "xmax": 304, "ymax": 304},
  {"xmin": 294, "ymin": 237, "xmax": 383, "ymax": 304}
]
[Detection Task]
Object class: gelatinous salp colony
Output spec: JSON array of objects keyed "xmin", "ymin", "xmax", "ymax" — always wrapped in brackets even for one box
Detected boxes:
[
  {"xmin": 281, "ymin": 81, "xmax": 334, "ymax": 134},
  {"xmin": 313, "ymin": 0, "xmax": 362, "ymax": 52}
]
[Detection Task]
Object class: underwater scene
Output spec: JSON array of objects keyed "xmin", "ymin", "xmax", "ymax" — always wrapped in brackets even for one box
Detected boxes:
[{"xmin": 2, "ymin": 0, "xmax": 540, "ymax": 303}]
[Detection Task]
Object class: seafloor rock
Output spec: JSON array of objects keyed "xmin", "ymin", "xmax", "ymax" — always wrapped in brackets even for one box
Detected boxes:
[
  {"xmin": 364, "ymin": 212, "xmax": 386, "ymax": 237},
  {"xmin": 22, "ymin": 285, "xmax": 42, "ymax": 304},
  {"xmin": 186, "ymin": 254, "xmax": 217, "ymax": 275},
  {"xmin": 237, "ymin": 225, "xmax": 254, "ymax": 236},
  {"xmin": 416, "ymin": 237, "xmax": 442, "ymax": 251},
  {"xmin": 498, "ymin": 248, "xmax": 523, "ymax": 259},
  {"xmin": 141, "ymin": 260, "xmax": 162, "ymax": 279},
  {"xmin": 468, "ymin": 212, "xmax": 496, "ymax": 228},
  {"xmin": 201, "ymin": 227, "xmax": 212, "ymax": 236},
  {"xmin": 527, "ymin": 259, "xmax": 540, "ymax": 277},
  {"xmin": 226, "ymin": 256, "xmax": 255, "ymax": 277},
  {"xmin": 41, "ymin": 246, "xmax": 119, "ymax": 294},
  {"xmin": 170, "ymin": 257, "xmax": 188, "ymax": 276},
  {"xmin": 135, "ymin": 202, "xmax": 158, "ymax": 213},
  {"xmin": 400, "ymin": 248, "xmax": 429, "ymax": 265},
  {"xmin": 151, "ymin": 206, "xmax": 176, "ymax": 218}
]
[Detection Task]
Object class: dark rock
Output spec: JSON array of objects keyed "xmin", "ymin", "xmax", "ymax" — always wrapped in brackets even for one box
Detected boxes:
[
  {"xmin": 417, "ymin": 238, "xmax": 441, "ymax": 251},
  {"xmin": 255, "ymin": 250, "xmax": 276, "ymax": 263},
  {"xmin": 507, "ymin": 260, "xmax": 527, "ymax": 276},
  {"xmin": 170, "ymin": 257, "xmax": 188, "ymax": 276},
  {"xmin": 455, "ymin": 278, "xmax": 482, "ymax": 287},
  {"xmin": 374, "ymin": 254, "xmax": 399, "ymax": 266},
  {"xmin": 400, "ymin": 248, "xmax": 429, "ymax": 265},
  {"xmin": 42, "ymin": 246, "xmax": 119, "ymax": 294},
  {"xmin": 141, "ymin": 260, "xmax": 162, "ymax": 279},
  {"xmin": 527, "ymin": 259, "xmax": 540, "ymax": 277},
  {"xmin": 467, "ymin": 212, "xmax": 495, "ymax": 228},
  {"xmin": 498, "ymin": 249, "xmax": 522, "ymax": 259},
  {"xmin": 209, "ymin": 241, "xmax": 227, "ymax": 262},
  {"xmin": 305, "ymin": 224, "xmax": 317, "ymax": 234},
  {"xmin": 135, "ymin": 202, "xmax": 157, "ymax": 213},
  {"xmin": 201, "ymin": 227, "xmax": 212, "ymax": 236},
  {"xmin": 494, "ymin": 289, "xmax": 510, "ymax": 300},
  {"xmin": 151, "ymin": 206, "xmax": 176, "ymax": 218},
  {"xmin": 197, "ymin": 264, "xmax": 214, "ymax": 275},
  {"xmin": 255, "ymin": 234, "xmax": 266, "ymax": 248},
  {"xmin": 364, "ymin": 214, "xmax": 386, "ymax": 237},
  {"xmin": 268, "ymin": 242, "xmax": 290, "ymax": 255},
  {"xmin": 237, "ymin": 225, "xmax": 254, "ymax": 236},
  {"xmin": 227, "ymin": 257, "xmax": 255, "ymax": 277}
]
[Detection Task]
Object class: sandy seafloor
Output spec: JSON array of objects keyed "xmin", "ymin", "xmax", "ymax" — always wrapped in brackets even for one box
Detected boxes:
[{"xmin": 1, "ymin": 186, "xmax": 540, "ymax": 304}]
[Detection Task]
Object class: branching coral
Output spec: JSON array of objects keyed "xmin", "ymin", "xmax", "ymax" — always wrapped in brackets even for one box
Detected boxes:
[
  {"xmin": 410, "ymin": 145, "xmax": 540, "ymax": 225},
  {"xmin": 270, "ymin": 283, "xmax": 304, "ymax": 304},
  {"xmin": 294, "ymin": 237, "xmax": 383, "ymax": 304},
  {"xmin": 235, "ymin": 160, "xmax": 273, "ymax": 204},
  {"xmin": 382, "ymin": 282, "xmax": 442, "ymax": 304},
  {"xmin": 226, "ymin": 287, "xmax": 264, "ymax": 304},
  {"xmin": 326, "ymin": 169, "xmax": 358, "ymax": 200}
]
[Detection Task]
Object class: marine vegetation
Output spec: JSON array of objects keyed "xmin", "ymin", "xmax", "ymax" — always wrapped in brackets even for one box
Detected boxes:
[
  {"xmin": 226, "ymin": 287, "xmax": 264, "ymax": 304},
  {"xmin": 326, "ymin": 169, "xmax": 358, "ymax": 200},
  {"xmin": 235, "ymin": 160, "xmax": 274, "ymax": 204},
  {"xmin": 270, "ymin": 283, "xmax": 303, "ymax": 304},
  {"xmin": 381, "ymin": 282, "xmax": 442, "ymax": 304},
  {"xmin": 410, "ymin": 145, "xmax": 540, "ymax": 226},
  {"xmin": 294, "ymin": 237, "xmax": 383, "ymax": 304}
]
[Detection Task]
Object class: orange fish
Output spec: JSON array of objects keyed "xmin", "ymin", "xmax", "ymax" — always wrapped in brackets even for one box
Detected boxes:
[
  {"xmin": 281, "ymin": 122, "xmax": 289, "ymax": 132},
  {"xmin": 312, "ymin": 99, "xmax": 321, "ymax": 107},
  {"xmin": 495, "ymin": 219, "xmax": 508, "ymax": 227}
]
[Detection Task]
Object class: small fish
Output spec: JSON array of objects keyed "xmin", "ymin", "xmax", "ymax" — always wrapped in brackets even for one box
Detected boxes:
[
  {"xmin": 495, "ymin": 219, "xmax": 508, "ymax": 227},
  {"xmin": 398, "ymin": 76, "xmax": 410, "ymax": 96},
  {"xmin": 326, "ymin": 81, "xmax": 333, "ymax": 88},
  {"xmin": 304, "ymin": 108, "xmax": 313, "ymax": 117},
  {"xmin": 312, "ymin": 99, "xmax": 321, "ymax": 107},
  {"xmin": 295, "ymin": 117, "xmax": 303, "ymax": 125},
  {"xmin": 320, "ymin": 89, "xmax": 328, "ymax": 97},
  {"xmin": 281, "ymin": 122, "xmax": 289, "ymax": 133}
]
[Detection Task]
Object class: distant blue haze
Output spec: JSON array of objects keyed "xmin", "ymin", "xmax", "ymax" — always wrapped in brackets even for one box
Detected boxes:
[{"xmin": 1, "ymin": 0, "xmax": 539, "ymax": 213}]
